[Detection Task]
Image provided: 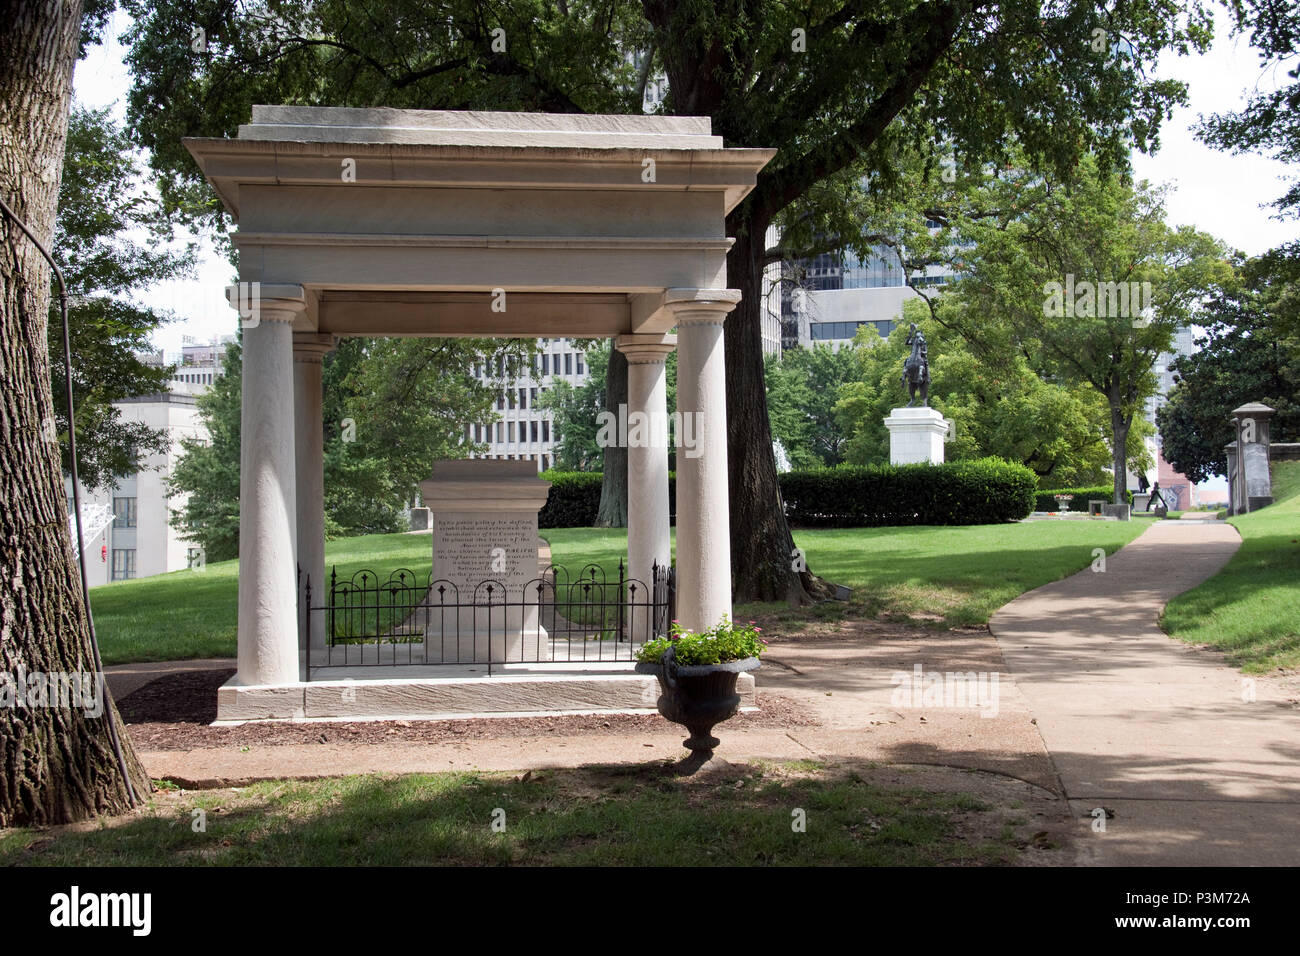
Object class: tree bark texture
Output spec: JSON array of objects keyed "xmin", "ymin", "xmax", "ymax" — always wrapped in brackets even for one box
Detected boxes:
[
  {"xmin": 725, "ymin": 210, "xmax": 836, "ymax": 604},
  {"xmin": 596, "ymin": 341, "xmax": 628, "ymax": 528},
  {"xmin": 0, "ymin": 0, "xmax": 150, "ymax": 827}
]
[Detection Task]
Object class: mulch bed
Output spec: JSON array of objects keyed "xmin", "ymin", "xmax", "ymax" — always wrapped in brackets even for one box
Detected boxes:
[{"xmin": 118, "ymin": 667, "xmax": 818, "ymax": 751}]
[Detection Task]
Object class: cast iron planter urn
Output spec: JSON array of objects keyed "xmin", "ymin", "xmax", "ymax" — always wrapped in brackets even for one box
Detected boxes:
[{"xmin": 636, "ymin": 646, "xmax": 761, "ymax": 754}]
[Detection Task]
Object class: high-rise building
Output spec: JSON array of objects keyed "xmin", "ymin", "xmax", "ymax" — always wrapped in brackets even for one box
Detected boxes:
[
  {"xmin": 466, "ymin": 338, "xmax": 588, "ymax": 472},
  {"xmin": 138, "ymin": 333, "xmax": 235, "ymax": 389},
  {"xmin": 780, "ymin": 242, "xmax": 954, "ymax": 351}
]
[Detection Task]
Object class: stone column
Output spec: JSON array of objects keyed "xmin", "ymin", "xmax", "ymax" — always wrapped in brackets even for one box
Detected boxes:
[
  {"xmin": 231, "ymin": 283, "xmax": 307, "ymax": 687},
  {"xmin": 294, "ymin": 333, "xmax": 337, "ymax": 673},
  {"xmin": 665, "ymin": 289, "xmax": 741, "ymax": 633},
  {"xmin": 615, "ymin": 333, "xmax": 676, "ymax": 640}
]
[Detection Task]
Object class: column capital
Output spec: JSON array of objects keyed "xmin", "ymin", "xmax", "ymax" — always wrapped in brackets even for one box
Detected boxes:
[
  {"xmin": 293, "ymin": 332, "xmax": 338, "ymax": 363},
  {"xmin": 663, "ymin": 288, "xmax": 742, "ymax": 326},
  {"xmin": 225, "ymin": 282, "xmax": 307, "ymax": 325},
  {"xmin": 615, "ymin": 333, "xmax": 676, "ymax": 364}
]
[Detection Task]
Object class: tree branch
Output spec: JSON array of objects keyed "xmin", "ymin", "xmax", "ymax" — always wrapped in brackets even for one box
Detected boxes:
[{"xmin": 755, "ymin": 0, "xmax": 983, "ymax": 220}]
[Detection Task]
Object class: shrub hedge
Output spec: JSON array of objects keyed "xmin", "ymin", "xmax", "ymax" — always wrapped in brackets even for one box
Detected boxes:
[
  {"xmin": 539, "ymin": 459, "xmax": 1036, "ymax": 528},
  {"xmin": 537, "ymin": 471, "xmax": 604, "ymax": 528},
  {"xmin": 778, "ymin": 458, "xmax": 1038, "ymax": 527},
  {"xmin": 1034, "ymin": 486, "xmax": 1133, "ymax": 512},
  {"xmin": 538, "ymin": 471, "xmax": 679, "ymax": 528}
]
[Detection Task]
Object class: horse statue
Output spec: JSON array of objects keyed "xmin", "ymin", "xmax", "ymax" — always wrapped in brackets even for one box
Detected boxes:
[{"xmin": 901, "ymin": 323, "xmax": 930, "ymax": 407}]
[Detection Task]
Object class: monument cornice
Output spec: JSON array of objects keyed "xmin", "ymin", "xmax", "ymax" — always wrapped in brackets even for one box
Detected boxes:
[
  {"xmin": 184, "ymin": 107, "xmax": 775, "ymax": 223},
  {"xmin": 232, "ymin": 233, "xmax": 734, "ymax": 252}
]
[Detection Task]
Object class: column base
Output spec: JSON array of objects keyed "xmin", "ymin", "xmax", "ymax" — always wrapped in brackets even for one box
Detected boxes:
[{"xmin": 215, "ymin": 668, "xmax": 757, "ymax": 723}]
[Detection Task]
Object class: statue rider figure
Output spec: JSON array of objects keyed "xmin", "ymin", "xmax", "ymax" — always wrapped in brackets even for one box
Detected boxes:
[{"xmin": 902, "ymin": 322, "xmax": 930, "ymax": 407}]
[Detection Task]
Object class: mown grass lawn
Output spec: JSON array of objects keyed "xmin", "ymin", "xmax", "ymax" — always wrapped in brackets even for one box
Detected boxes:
[
  {"xmin": 0, "ymin": 762, "xmax": 1028, "ymax": 867},
  {"xmin": 1162, "ymin": 461, "xmax": 1300, "ymax": 673},
  {"xmin": 91, "ymin": 519, "xmax": 1146, "ymax": 664},
  {"xmin": 777, "ymin": 521, "xmax": 1144, "ymax": 627},
  {"xmin": 88, "ymin": 531, "xmax": 437, "ymax": 664}
]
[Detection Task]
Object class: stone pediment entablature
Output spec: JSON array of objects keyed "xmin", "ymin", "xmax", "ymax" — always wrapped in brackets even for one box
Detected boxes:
[{"xmin": 185, "ymin": 106, "xmax": 774, "ymax": 338}]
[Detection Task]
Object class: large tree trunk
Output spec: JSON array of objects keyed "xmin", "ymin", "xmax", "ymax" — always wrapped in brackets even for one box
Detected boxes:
[
  {"xmin": 595, "ymin": 340, "xmax": 628, "ymax": 527},
  {"xmin": 0, "ymin": 0, "xmax": 150, "ymax": 827},
  {"xmin": 725, "ymin": 208, "xmax": 836, "ymax": 603},
  {"xmin": 1110, "ymin": 401, "xmax": 1130, "ymax": 506}
]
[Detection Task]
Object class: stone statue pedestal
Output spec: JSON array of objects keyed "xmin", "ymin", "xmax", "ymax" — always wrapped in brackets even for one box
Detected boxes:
[
  {"xmin": 885, "ymin": 407, "xmax": 950, "ymax": 465},
  {"xmin": 418, "ymin": 460, "xmax": 552, "ymax": 663}
]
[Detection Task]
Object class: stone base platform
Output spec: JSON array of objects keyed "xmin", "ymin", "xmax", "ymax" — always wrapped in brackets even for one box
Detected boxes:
[{"xmin": 216, "ymin": 663, "xmax": 757, "ymax": 724}]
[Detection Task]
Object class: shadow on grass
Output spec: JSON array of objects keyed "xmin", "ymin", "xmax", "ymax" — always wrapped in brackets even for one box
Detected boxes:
[
  {"xmin": 1162, "ymin": 531, "xmax": 1300, "ymax": 670},
  {"xmin": 0, "ymin": 762, "xmax": 1019, "ymax": 867}
]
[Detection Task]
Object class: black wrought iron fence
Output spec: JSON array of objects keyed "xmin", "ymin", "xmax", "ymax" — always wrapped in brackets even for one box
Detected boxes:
[{"xmin": 301, "ymin": 561, "xmax": 674, "ymax": 677}]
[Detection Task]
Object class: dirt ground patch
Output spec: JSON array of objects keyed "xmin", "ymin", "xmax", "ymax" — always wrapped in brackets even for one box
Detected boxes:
[{"xmin": 117, "ymin": 667, "xmax": 819, "ymax": 750}]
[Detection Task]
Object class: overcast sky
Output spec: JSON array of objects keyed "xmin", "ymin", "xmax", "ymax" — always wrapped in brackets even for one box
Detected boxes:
[{"xmin": 73, "ymin": 8, "xmax": 1297, "ymax": 366}]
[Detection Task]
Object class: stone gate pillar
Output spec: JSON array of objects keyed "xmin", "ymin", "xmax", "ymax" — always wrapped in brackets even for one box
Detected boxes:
[
  {"xmin": 616, "ymin": 332, "xmax": 676, "ymax": 640},
  {"xmin": 665, "ymin": 289, "xmax": 741, "ymax": 633},
  {"xmin": 232, "ymin": 283, "xmax": 306, "ymax": 688},
  {"xmin": 1232, "ymin": 401, "xmax": 1275, "ymax": 513}
]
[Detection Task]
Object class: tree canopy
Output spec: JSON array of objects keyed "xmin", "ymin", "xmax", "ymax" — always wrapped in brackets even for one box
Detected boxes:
[
  {"xmin": 122, "ymin": 0, "xmax": 1217, "ymax": 600},
  {"xmin": 765, "ymin": 344, "xmax": 857, "ymax": 469},
  {"xmin": 49, "ymin": 105, "xmax": 196, "ymax": 489},
  {"xmin": 1158, "ymin": 256, "xmax": 1300, "ymax": 482},
  {"xmin": 834, "ymin": 301, "xmax": 1135, "ymax": 486},
  {"xmin": 912, "ymin": 155, "xmax": 1228, "ymax": 501}
]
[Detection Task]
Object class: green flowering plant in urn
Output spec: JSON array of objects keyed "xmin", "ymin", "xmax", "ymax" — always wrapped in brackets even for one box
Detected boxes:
[{"xmin": 635, "ymin": 616, "xmax": 765, "ymax": 754}]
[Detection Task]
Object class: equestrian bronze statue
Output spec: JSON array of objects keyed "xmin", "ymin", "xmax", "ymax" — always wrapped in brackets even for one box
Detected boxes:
[{"xmin": 902, "ymin": 323, "xmax": 930, "ymax": 407}]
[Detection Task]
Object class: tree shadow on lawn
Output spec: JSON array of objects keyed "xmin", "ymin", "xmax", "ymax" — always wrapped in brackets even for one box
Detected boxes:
[
  {"xmin": 1160, "ymin": 533, "xmax": 1300, "ymax": 671},
  {"xmin": 748, "ymin": 539, "xmax": 1141, "ymax": 628},
  {"xmin": 0, "ymin": 762, "xmax": 1029, "ymax": 867}
]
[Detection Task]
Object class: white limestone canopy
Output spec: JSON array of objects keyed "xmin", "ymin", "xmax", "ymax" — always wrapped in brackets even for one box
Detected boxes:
[{"xmin": 199, "ymin": 105, "xmax": 774, "ymax": 719}]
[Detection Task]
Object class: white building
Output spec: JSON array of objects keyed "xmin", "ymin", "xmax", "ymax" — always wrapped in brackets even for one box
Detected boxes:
[
  {"xmin": 760, "ymin": 224, "xmax": 787, "ymax": 356},
  {"xmin": 467, "ymin": 337, "xmax": 590, "ymax": 471},
  {"xmin": 71, "ymin": 384, "xmax": 208, "ymax": 585}
]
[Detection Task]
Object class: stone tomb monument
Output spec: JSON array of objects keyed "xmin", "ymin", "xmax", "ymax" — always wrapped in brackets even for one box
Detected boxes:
[{"xmin": 418, "ymin": 460, "xmax": 552, "ymax": 663}]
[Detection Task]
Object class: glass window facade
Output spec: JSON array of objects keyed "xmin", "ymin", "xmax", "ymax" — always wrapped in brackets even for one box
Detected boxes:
[
  {"xmin": 810, "ymin": 320, "xmax": 895, "ymax": 341},
  {"xmin": 111, "ymin": 549, "xmax": 136, "ymax": 581},
  {"xmin": 112, "ymin": 496, "xmax": 137, "ymax": 528}
]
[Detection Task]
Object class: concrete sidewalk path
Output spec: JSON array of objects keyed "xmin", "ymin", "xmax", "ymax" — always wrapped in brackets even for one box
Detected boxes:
[{"xmin": 991, "ymin": 519, "xmax": 1300, "ymax": 865}]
